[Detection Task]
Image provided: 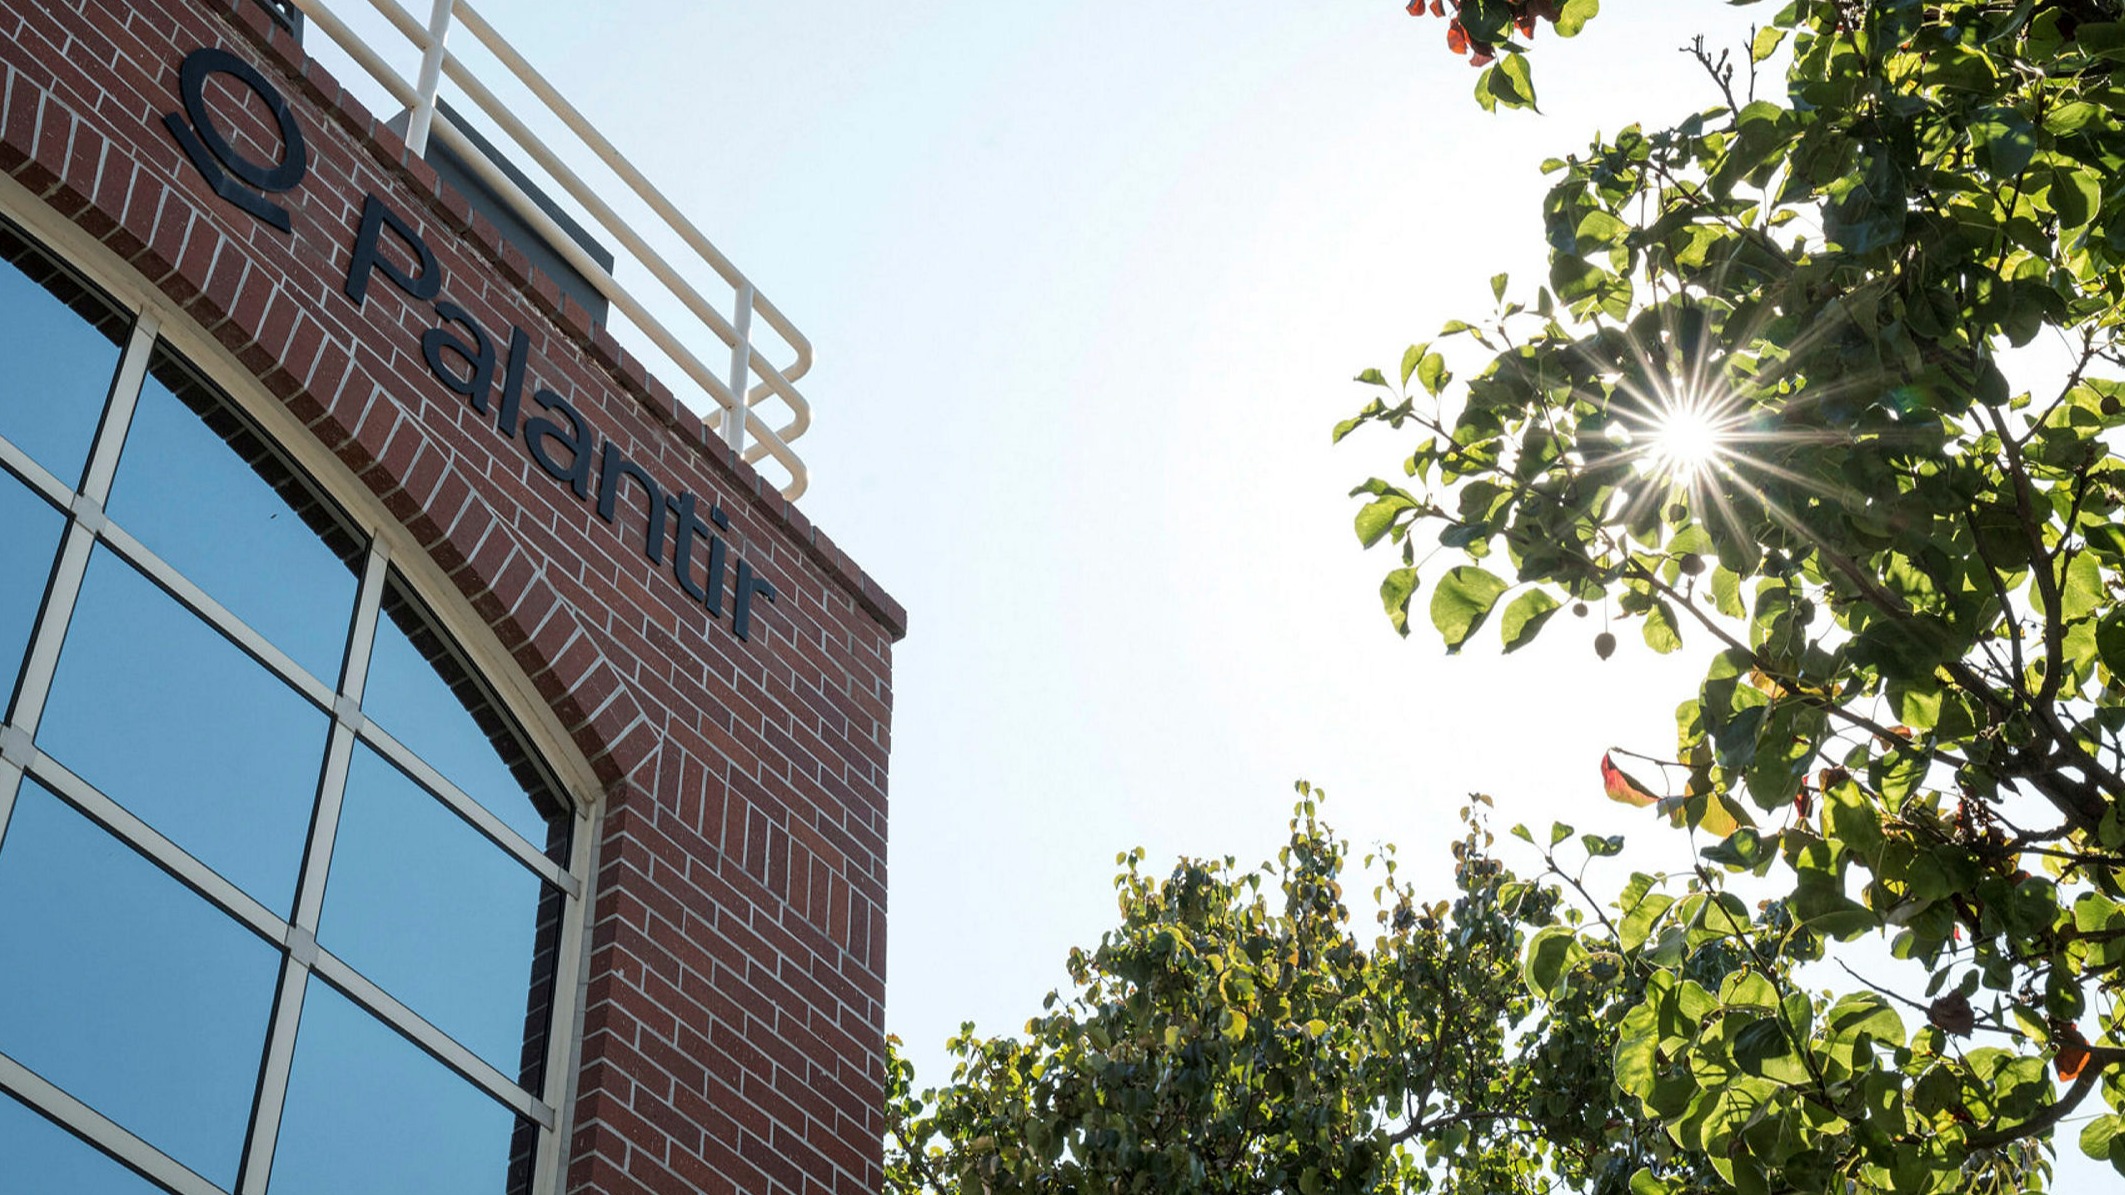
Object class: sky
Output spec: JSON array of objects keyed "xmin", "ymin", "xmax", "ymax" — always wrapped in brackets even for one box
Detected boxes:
[{"xmin": 303, "ymin": 2, "xmax": 2100, "ymax": 1183}]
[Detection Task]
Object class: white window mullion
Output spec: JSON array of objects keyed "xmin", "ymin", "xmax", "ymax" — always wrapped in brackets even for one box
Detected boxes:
[
  {"xmin": 358, "ymin": 720, "xmax": 578, "ymax": 895},
  {"xmin": 25, "ymin": 749, "xmax": 287, "ymax": 944},
  {"xmin": 533, "ymin": 805, "xmax": 599, "ymax": 1194},
  {"xmin": 0, "ymin": 432, "xmax": 75, "ymax": 510},
  {"xmin": 94, "ymin": 519, "xmax": 338, "ymax": 713},
  {"xmin": 308, "ymin": 950, "xmax": 556, "ymax": 1129},
  {"xmin": 6, "ymin": 521, "xmax": 99, "ymax": 743},
  {"xmin": 77, "ymin": 313, "xmax": 160, "ymax": 507},
  {"xmin": 234, "ymin": 959, "xmax": 310, "ymax": 1195},
  {"xmin": 0, "ymin": 1050, "xmax": 224, "ymax": 1195},
  {"xmin": 0, "ymin": 762, "xmax": 22, "ymax": 857},
  {"xmin": 239, "ymin": 540, "xmax": 389, "ymax": 1195}
]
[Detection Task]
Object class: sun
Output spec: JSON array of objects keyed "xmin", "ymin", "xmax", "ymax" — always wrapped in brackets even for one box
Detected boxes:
[{"xmin": 1648, "ymin": 392, "xmax": 1729, "ymax": 482}]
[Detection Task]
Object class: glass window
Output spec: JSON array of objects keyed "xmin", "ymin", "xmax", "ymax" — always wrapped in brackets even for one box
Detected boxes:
[
  {"xmin": 362, "ymin": 585, "xmax": 565, "ymax": 852},
  {"xmin": 318, "ymin": 745, "xmax": 549, "ymax": 1075},
  {"xmin": 0, "ymin": 218, "xmax": 580, "ymax": 1195},
  {"xmin": 0, "ymin": 223, "xmax": 128, "ymax": 488},
  {"xmin": 0, "ymin": 781, "xmax": 279, "ymax": 1189},
  {"xmin": 36, "ymin": 548, "xmax": 331, "ymax": 911},
  {"xmin": 0, "ymin": 1090, "xmax": 167, "ymax": 1195},
  {"xmin": 0, "ymin": 476, "xmax": 65, "ymax": 718},
  {"xmin": 270, "ymin": 980, "xmax": 523, "ymax": 1195},
  {"xmin": 106, "ymin": 354, "xmax": 364, "ymax": 686}
]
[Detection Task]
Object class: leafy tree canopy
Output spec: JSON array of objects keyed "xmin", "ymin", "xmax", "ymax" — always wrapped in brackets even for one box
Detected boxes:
[
  {"xmin": 891, "ymin": 2, "xmax": 2125, "ymax": 1193},
  {"xmin": 1337, "ymin": 0, "xmax": 2125, "ymax": 1187},
  {"xmin": 888, "ymin": 793, "xmax": 1747, "ymax": 1195}
]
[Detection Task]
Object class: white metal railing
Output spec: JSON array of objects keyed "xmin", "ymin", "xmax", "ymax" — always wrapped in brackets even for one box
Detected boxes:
[{"xmin": 286, "ymin": 0, "xmax": 814, "ymax": 498}]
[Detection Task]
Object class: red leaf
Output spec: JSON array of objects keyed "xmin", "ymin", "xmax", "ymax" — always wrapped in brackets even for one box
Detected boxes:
[
  {"xmin": 1602, "ymin": 752, "xmax": 1659, "ymax": 808},
  {"xmin": 1446, "ymin": 21, "xmax": 1469, "ymax": 54}
]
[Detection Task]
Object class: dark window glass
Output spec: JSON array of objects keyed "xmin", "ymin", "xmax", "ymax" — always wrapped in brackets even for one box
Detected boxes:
[
  {"xmin": 317, "ymin": 745, "xmax": 549, "ymax": 1075},
  {"xmin": 106, "ymin": 354, "xmax": 364, "ymax": 686},
  {"xmin": 0, "ymin": 222, "xmax": 128, "ymax": 488},
  {"xmin": 0, "ymin": 1091, "xmax": 167, "ymax": 1195},
  {"xmin": 37, "ymin": 548, "xmax": 331, "ymax": 911},
  {"xmin": 0, "ymin": 476, "xmax": 65, "ymax": 718},
  {"xmin": 0, "ymin": 781, "xmax": 278, "ymax": 1188},
  {"xmin": 270, "ymin": 981, "xmax": 522, "ymax": 1195},
  {"xmin": 362, "ymin": 584, "xmax": 565, "ymax": 851}
]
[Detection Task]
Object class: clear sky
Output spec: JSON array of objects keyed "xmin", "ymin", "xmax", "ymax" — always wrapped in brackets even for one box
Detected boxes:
[{"xmin": 306, "ymin": 2, "xmax": 2099, "ymax": 1183}]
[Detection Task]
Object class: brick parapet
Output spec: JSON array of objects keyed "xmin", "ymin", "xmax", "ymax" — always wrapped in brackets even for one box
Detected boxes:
[{"xmin": 0, "ymin": 2, "xmax": 896, "ymax": 1192}]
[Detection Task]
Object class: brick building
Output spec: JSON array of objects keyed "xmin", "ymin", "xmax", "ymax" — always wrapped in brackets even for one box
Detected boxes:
[{"xmin": 0, "ymin": 1, "xmax": 902, "ymax": 1192}]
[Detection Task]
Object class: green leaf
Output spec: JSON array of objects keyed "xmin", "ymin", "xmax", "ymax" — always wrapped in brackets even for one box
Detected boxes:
[
  {"xmin": 1355, "ymin": 496, "xmax": 1413, "ymax": 548},
  {"xmin": 1417, "ymin": 351, "xmax": 1449, "ymax": 396},
  {"xmin": 1500, "ymin": 589, "xmax": 1562, "ymax": 652},
  {"xmin": 1524, "ymin": 925, "xmax": 1585, "ymax": 999},
  {"xmin": 1430, "ymin": 567, "xmax": 1510, "ymax": 652},
  {"xmin": 2062, "ymin": 550, "xmax": 2102, "ymax": 621},
  {"xmin": 1477, "ymin": 52, "xmax": 1538, "ymax": 114},
  {"xmin": 1355, "ymin": 367, "xmax": 1388, "ymax": 388},
  {"xmin": 1554, "ymin": 0, "xmax": 1599, "ymax": 38},
  {"xmin": 2086, "ymin": 524, "xmax": 2125, "ymax": 560},
  {"xmin": 1380, "ymin": 567, "xmax": 1420, "ymax": 636},
  {"xmin": 1400, "ymin": 343, "xmax": 1427, "ymax": 387},
  {"xmin": 1750, "ymin": 25, "xmax": 1786, "ymax": 63},
  {"xmin": 2082, "ymin": 1114, "xmax": 2123, "ymax": 1163},
  {"xmin": 1620, "ymin": 890, "xmax": 1674, "ymax": 953},
  {"xmin": 1971, "ymin": 108, "xmax": 2037, "ymax": 178},
  {"xmin": 1642, "ymin": 599, "xmax": 1683, "ymax": 654}
]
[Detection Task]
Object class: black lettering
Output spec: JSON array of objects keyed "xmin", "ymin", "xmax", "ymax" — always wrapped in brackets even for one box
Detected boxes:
[
  {"xmin": 704, "ymin": 530, "xmax": 728, "ymax": 618},
  {"xmin": 496, "ymin": 325, "xmax": 531, "ymax": 438},
  {"xmin": 422, "ymin": 301, "xmax": 496, "ymax": 411},
  {"xmin": 667, "ymin": 493, "xmax": 713, "ymax": 605},
  {"xmin": 345, "ymin": 194, "xmax": 440, "ymax": 305},
  {"xmin": 596, "ymin": 442, "xmax": 667, "ymax": 563},
  {"xmin": 522, "ymin": 389, "xmax": 592, "ymax": 498},
  {"xmin": 732, "ymin": 558, "xmax": 777, "ymax": 642},
  {"xmin": 164, "ymin": 47, "xmax": 307, "ymax": 231}
]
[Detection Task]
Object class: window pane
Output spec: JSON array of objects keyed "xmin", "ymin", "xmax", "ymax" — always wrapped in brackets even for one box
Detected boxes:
[
  {"xmin": 37, "ymin": 548, "xmax": 331, "ymax": 911},
  {"xmin": 318, "ymin": 745, "xmax": 550, "ymax": 1076},
  {"xmin": 362, "ymin": 585, "xmax": 564, "ymax": 851},
  {"xmin": 0, "ymin": 475, "xmax": 65, "ymax": 717},
  {"xmin": 0, "ymin": 223, "xmax": 127, "ymax": 487},
  {"xmin": 0, "ymin": 1090, "xmax": 169, "ymax": 1195},
  {"xmin": 270, "ymin": 980, "xmax": 522, "ymax": 1195},
  {"xmin": 0, "ymin": 781, "xmax": 278, "ymax": 1188},
  {"xmin": 106, "ymin": 353, "xmax": 363, "ymax": 686}
]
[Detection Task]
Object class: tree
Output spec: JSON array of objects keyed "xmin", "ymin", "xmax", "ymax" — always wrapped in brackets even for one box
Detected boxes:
[
  {"xmin": 885, "ymin": 792, "xmax": 1747, "ymax": 1195},
  {"xmin": 1339, "ymin": 0, "xmax": 2125, "ymax": 1187}
]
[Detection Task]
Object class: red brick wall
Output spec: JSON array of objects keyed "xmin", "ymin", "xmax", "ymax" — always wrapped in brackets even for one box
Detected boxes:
[{"xmin": 0, "ymin": 2, "xmax": 902, "ymax": 1191}]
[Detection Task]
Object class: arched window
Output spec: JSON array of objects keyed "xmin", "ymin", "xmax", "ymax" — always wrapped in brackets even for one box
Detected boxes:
[{"xmin": 0, "ymin": 215, "xmax": 590, "ymax": 1195}]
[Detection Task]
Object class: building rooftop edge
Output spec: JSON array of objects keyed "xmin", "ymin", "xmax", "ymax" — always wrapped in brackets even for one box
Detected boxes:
[{"xmin": 217, "ymin": 0, "xmax": 908, "ymax": 642}]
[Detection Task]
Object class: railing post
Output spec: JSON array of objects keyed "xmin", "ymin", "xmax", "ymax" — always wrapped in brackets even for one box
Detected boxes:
[
  {"xmin": 404, "ymin": 0, "xmax": 455, "ymax": 156},
  {"xmin": 724, "ymin": 281, "xmax": 754, "ymax": 456}
]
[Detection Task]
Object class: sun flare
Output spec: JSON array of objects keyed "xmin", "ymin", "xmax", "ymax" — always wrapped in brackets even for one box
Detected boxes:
[{"xmin": 1646, "ymin": 390, "xmax": 1733, "ymax": 483}]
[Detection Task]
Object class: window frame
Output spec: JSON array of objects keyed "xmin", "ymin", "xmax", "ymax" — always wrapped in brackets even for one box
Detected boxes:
[{"xmin": 0, "ymin": 173, "xmax": 602, "ymax": 1195}]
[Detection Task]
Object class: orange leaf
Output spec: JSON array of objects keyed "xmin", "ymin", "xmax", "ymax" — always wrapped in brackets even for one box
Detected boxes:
[
  {"xmin": 1602, "ymin": 752, "xmax": 1659, "ymax": 808},
  {"xmin": 2057, "ymin": 1041, "xmax": 2091, "ymax": 1081}
]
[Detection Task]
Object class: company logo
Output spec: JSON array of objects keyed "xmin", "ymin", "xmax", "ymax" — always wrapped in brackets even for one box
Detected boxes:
[{"xmin": 164, "ymin": 47, "xmax": 308, "ymax": 232}]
